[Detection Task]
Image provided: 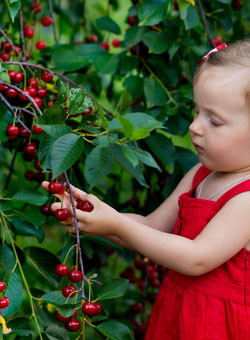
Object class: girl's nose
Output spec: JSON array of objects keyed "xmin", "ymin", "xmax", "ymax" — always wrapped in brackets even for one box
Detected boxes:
[{"xmin": 189, "ymin": 116, "xmax": 203, "ymax": 136}]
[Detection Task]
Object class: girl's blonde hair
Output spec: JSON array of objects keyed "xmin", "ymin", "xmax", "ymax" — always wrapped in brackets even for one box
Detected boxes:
[{"xmin": 194, "ymin": 39, "xmax": 250, "ymax": 107}]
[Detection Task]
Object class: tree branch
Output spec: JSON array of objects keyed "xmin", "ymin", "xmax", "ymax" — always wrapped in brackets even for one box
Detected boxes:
[
  {"xmin": 48, "ymin": 0, "xmax": 59, "ymax": 44},
  {"xmin": 196, "ymin": 0, "xmax": 215, "ymax": 48},
  {"xmin": 19, "ymin": 9, "xmax": 27, "ymax": 62}
]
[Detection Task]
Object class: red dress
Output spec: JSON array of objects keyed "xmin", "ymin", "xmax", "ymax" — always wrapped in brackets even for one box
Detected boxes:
[{"xmin": 145, "ymin": 166, "xmax": 250, "ymax": 340}]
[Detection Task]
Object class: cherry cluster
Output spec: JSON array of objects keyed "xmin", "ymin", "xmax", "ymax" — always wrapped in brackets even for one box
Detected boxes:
[
  {"xmin": 0, "ymin": 281, "xmax": 10, "ymax": 315},
  {"xmin": 54, "ymin": 263, "xmax": 103, "ymax": 332},
  {"xmin": 120, "ymin": 257, "xmax": 168, "ymax": 339}
]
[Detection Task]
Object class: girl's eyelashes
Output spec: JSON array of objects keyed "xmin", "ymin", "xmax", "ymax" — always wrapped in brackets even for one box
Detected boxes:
[{"xmin": 209, "ymin": 117, "xmax": 222, "ymax": 127}]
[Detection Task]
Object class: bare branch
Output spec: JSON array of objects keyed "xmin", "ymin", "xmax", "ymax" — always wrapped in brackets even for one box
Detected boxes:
[
  {"xmin": 19, "ymin": 9, "xmax": 27, "ymax": 62},
  {"xmin": 64, "ymin": 172, "xmax": 87, "ymax": 299},
  {"xmin": 48, "ymin": 0, "xmax": 59, "ymax": 44},
  {"xmin": 196, "ymin": 0, "xmax": 215, "ymax": 48}
]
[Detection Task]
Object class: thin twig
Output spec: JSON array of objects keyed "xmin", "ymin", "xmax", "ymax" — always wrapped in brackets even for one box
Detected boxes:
[
  {"xmin": 4, "ymin": 149, "xmax": 17, "ymax": 190},
  {"xmin": 0, "ymin": 81, "xmax": 42, "ymax": 116},
  {"xmin": 64, "ymin": 172, "xmax": 87, "ymax": 299},
  {"xmin": 19, "ymin": 9, "xmax": 27, "ymax": 62},
  {"xmin": 48, "ymin": 0, "xmax": 59, "ymax": 44},
  {"xmin": 196, "ymin": 0, "xmax": 215, "ymax": 48},
  {"xmin": 13, "ymin": 106, "xmax": 36, "ymax": 117},
  {"xmin": 0, "ymin": 93, "xmax": 31, "ymax": 131}
]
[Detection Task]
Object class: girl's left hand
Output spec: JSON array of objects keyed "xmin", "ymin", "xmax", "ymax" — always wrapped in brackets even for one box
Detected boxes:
[{"xmin": 42, "ymin": 181, "xmax": 123, "ymax": 237}]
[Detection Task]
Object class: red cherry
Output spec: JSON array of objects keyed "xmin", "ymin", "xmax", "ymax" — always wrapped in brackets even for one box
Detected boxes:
[
  {"xmin": 31, "ymin": 3, "xmax": 42, "ymax": 13},
  {"xmin": 13, "ymin": 46, "xmax": 21, "ymax": 56},
  {"xmin": 48, "ymin": 182, "xmax": 63, "ymax": 194},
  {"xmin": 0, "ymin": 282, "xmax": 6, "ymax": 292},
  {"xmin": 128, "ymin": 15, "xmax": 137, "ymax": 26},
  {"xmin": 112, "ymin": 39, "xmax": 120, "ymax": 47},
  {"xmin": 0, "ymin": 297, "xmax": 9, "ymax": 308},
  {"xmin": 131, "ymin": 302, "xmax": 143, "ymax": 313},
  {"xmin": 27, "ymin": 78, "xmax": 38, "ymax": 88},
  {"xmin": 0, "ymin": 52, "xmax": 10, "ymax": 62},
  {"xmin": 1, "ymin": 42, "xmax": 12, "ymax": 53},
  {"xmin": 24, "ymin": 25, "xmax": 34, "ymax": 38},
  {"xmin": 14, "ymin": 72, "xmax": 23, "ymax": 83},
  {"xmin": 94, "ymin": 302, "xmax": 103, "ymax": 315},
  {"xmin": 99, "ymin": 42, "xmax": 109, "ymax": 51},
  {"xmin": 37, "ymin": 87, "xmax": 47, "ymax": 98},
  {"xmin": 8, "ymin": 70, "xmax": 16, "ymax": 81},
  {"xmin": 41, "ymin": 72, "xmax": 53, "ymax": 83},
  {"xmin": 56, "ymin": 309, "xmax": 77, "ymax": 322},
  {"xmin": 5, "ymin": 88, "xmax": 17, "ymax": 99},
  {"xmin": 40, "ymin": 205, "xmax": 53, "ymax": 216},
  {"xmin": 213, "ymin": 36, "xmax": 222, "ymax": 47},
  {"xmin": 86, "ymin": 34, "xmax": 98, "ymax": 43},
  {"xmin": 150, "ymin": 278, "xmax": 161, "ymax": 288},
  {"xmin": 24, "ymin": 142, "xmax": 36, "ymax": 155},
  {"xmin": 232, "ymin": 0, "xmax": 242, "ymax": 10},
  {"xmin": 6, "ymin": 125, "xmax": 19, "ymax": 136},
  {"xmin": 33, "ymin": 125, "xmax": 43, "ymax": 134},
  {"xmin": 36, "ymin": 40, "xmax": 46, "ymax": 50},
  {"xmin": 19, "ymin": 88, "xmax": 30, "ymax": 101},
  {"xmin": 8, "ymin": 135, "xmax": 17, "ymax": 142},
  {"xmin": 19, "ymin": 127, "xmax": 30, "ymax": 138},
  {"xmin": 33, "ymin": 96, "xmax": 42, "ymax": 108},
  {"xmin": 35, "ymin": 172, "xmax": 46, "ymax": 182},
  {"xmin": 41, "ymin": 16, "xmax": 53, "ymax": 26},
  {"xmin": 62, "ymin": 285, "xmax": 77, "ymax": 298},
  {"xmin": 76, "ymin": 199, "xmax": 93, "ymax": 212},
  {"xmin": 25, "ymin": 170, "xmax": 35, "ymax": 181},
  {"xmin": 65, "ymin": 319, "xmax": 81, "ymax": 332},
  {"xmin": 82, "ymin": 302, "xmax": 97, "ymax": 316},
  {"xmin": 173, "ymin": 0, "xmax": 179, "ymax": 10},
  {"xmin": 55, "ymin": 264, "xmax": 69, "ymax": 277},
  {"xmin": 34, "ymin": 158, "xmax": 43, "ymax": 170},
  {"xmin": 54, "ymin": 208, "xmax": 70, "ymax": 221},
  {"xmin": 27, "ymin": 87, "xmax": 37, "ymax": 97},
  {"xmin": 68, "ymin": 270, "xmax": 83, "ymax": 283}
]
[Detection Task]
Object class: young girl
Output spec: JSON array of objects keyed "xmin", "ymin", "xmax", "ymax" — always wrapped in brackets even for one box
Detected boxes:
[{"xmin": 43, "ymin": 39, "xmax": 250, "ymax": 339}]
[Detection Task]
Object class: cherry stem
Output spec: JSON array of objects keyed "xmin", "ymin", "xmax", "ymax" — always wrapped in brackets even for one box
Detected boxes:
[
  {"xmin": 0, "ymin": 93, "xmax": 31, "ymax": 131},
  {"xmin": 0, "ymin": 80, "xmax": 42, "ymax": 116},
  {"xmin": 13, "ymin": 106, "xmax": 36, "ymax": 118},
  {"xmin": 196, "ymin": 0, "xmax": 215, "ymax": 48},
  {"xmin": 3, "ymin": 61, "xmax": 113, "ymax": 117},
  {"xmin": 63, "ymin": 172, "xmax": 87, "ymax": 299},
  {"xmin": 4, "ymin": 149, "xmax": 17, "ymax": 191},
  {"xmin": 48, "ymin": 0, "xmax": 59, "ymax": 44}
]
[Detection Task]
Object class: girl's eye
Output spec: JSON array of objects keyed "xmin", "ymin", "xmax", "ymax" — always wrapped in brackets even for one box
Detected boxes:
[{"xmin": 210, "ymin": 119, "xmax": 222, "ymax": 127}]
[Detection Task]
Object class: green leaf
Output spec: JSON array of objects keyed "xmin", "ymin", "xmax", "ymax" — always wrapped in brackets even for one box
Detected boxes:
[
  {"xmin": 97, "ymin": 278, "xmax": 128, "ymax": 301},
  {"xmin": 45, "ymin": 325, "xmax": 71, "ymax": 340},
  {"xmin": 7, "ymin": 317, "xmax": 32, "ymax": 336},
  {"xmin": 123, "ymin": 76, "xmax": 144, "ymax": 100},
  {"xmin": 144, "ymin": 77, "xmax": 168, "ymax": 107},
  {"xmin": 38, "ymin": 134, "xmax": 57, "ymax": 170},
  {"xmin": 82, "ymin": 235, "xmax": 125, "ymax": 256},
  {"xmin": 10, "ymin": 216, "xmax": 45, "ymax": 243},
  {"xmin": 4, "ymin": 0, "xmax": 21, "ymax": 22},
  {"xmin": 75, "ymin": 44, "xmax": 106, "ymax": 60},
  {"xmin": 42, "ymin": 291, "xmax": 74, "ymax": 306},
  {"xmin": 111, "ymin": 144, "xmax": 148, "ymax": 187},
  {"xmin": 0, "ymin": 120, "xmax": 9, "ymax": 142},
  {"xmin": 0, "ymin": 199, "xmax": 13, "ymax": 212},
  {"xmin": 12, "ymin": 190, "xmax": 48, "ymax": 206},
  {"xmin": 0, "ymin": 72, "xmax": 10, "ymax": 82},
  {"xmin": 117, "ymin": 115, "xmax": 134, "ymax": 138},
  {"xmin": 85, "ymin": 145, "xmax": 114, "ymax": 188},
  {"xmin": 96, "ymin": 16, "xmax": 121, "ymax": 34},
  {"xmin": 13, "ymin": 208, "xmax": 46, "ymax": 227},
  {"xmin": 118, "ymin": 91, "xmax": 132, "ymax": 111},
  {"xmin": 181, "ymin": 4, "xmax": 199, "ymax": 30},
  {"xmin": 2, "ymin": 272, "xmax": 23, "ymax": 317},
  {"xmin": 138, "ymin": 0, "xmax": 171, "ymax": 26},
  {"xmin": 96, "ymin": 320, "xmax": 132, "ymax": 340},
  {"xmin": 94, "ymin": 54, "xmax": 120, "ymax": 74},
  {"xmin": 38, "ymin": 125, "xmax": 72, "ymax": 138},
  {"xmin": 175, "ymin": 146, "xmax": 199, "ymax": 173},
  {"xmin": 130, "ymin": 128, "xmax": 150, "ymax": 140},
  {"xmin": 129, "ymin": 146, "xmax": 161, "ymax": 170},
  {"xmin": 142, "ymin": 31, "xmax": 168, "ymax": 54},
  {"xmin": 51, "ymin": 133, "xmax": 84, "ymax": 179},
  {"xmin": 24, "ymin": 247, "xmax": 60, "ymax": 287},
  {"xmin": 1, "ymin": 244, "xmax": 15, "ymax": 271},
  {"xmin": 56, "ymin": 304, "xmax": 75, "ymax": 317},
  {"xmin": 68, "ymin": 89, "xmax": 86, "ymax": 114},
  {"xmin": 124, "ymin": 26, "xmax": 147, "ymax": 47},
  {"xmin": 38, "ymin": 105, "xmax": 67, "ymax": 125},
  {"xmin": 121, "ymin": 145, "xmax": 139, "ymax": 167},
  {"xmin": 51, "ymin": 45, "xmax": 90, "ymax": 71},
  {"xmin": 146, "ymin": 133, "xmax": 176, "ymax": 166},
  {"xmin": 108, "ymin": 112, "xmax": 159, "ymax": 130}
]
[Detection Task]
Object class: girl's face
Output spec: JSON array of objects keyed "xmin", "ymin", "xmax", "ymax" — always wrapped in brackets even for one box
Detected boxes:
[{"xmin": 190, "ymin": 66, "xmax": 250, "ymax": 173}]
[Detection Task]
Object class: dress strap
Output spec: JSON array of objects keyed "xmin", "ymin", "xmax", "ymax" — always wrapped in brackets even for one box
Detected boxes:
[
  {"xmin": 192, "ymin": 165, "xmax": 212, "ymax": 188},
  {"xmin": 217, "ymin": 180, "xmax": 250, "ymax": 207}
]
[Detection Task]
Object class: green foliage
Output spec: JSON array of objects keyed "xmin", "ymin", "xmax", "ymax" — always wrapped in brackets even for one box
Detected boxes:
[{"xmin": 0, "ymin": 0, "xmax": 249, "ymax": 338}]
